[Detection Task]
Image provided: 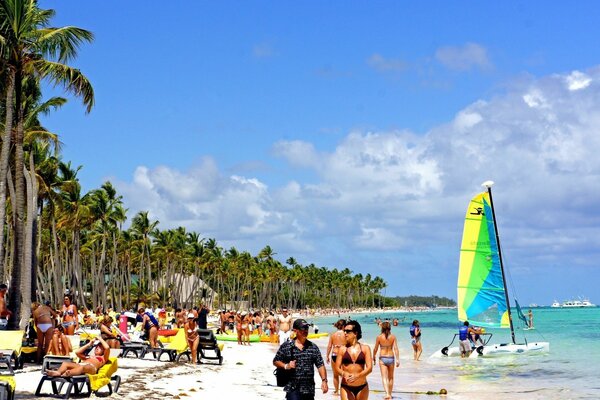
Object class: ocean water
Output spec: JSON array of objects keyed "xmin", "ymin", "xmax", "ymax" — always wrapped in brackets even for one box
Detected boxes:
[{"xmin": 310, "ymin": 307, "xmax": 600, "ymax": 399}]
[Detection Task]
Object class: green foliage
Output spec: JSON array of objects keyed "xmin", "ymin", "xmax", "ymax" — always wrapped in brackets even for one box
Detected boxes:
[{"xmin": 388, "ymin": 295, "xmax": 456, "ymax": 308}]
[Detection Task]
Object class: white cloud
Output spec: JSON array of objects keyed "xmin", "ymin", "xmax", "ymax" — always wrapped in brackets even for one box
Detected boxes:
[
  {"xmin": 565, "ymin": 70, "xmax": 591, "ymax": 91},
  {"xmin": 435, "ymin": 42, "xmax": 492, "ymax": 71},
  {"xmin": 116, "ymin": 67, "xmax": 600, "ymax": 299}
]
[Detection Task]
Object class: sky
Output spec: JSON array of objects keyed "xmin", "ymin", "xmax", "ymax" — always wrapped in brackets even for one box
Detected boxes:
[{"xmin": 37, "ymin": 1, "xmax": 600, "ymax": 305}]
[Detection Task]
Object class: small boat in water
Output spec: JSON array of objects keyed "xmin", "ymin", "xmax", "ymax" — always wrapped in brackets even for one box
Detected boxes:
[
  {"xmin": 553, "ymin": 298, "xmax": 596, "ymax": 308},
  {"xmin": 432, "ymin": 181, "xmax": 549, "ymax": 358}
]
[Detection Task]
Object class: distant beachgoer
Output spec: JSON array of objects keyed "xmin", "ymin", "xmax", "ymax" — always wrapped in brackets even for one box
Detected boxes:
[
  {"xmin": 326, "ymin": 319, "xmax": 347, "ymax": 395},
  {"xmin": 47, "ymin": 336, "xmax": 110, "ymax": 377},
  {"xmin": 273, "ymin": 318, "xmax": 328, "ymax": 399},
  {"xmin": 241, "ymin": 312, "xmax": 252, "ymax": 345},
  {"xmin": 61, "ymin": 295, "xmax": 78, "ymax": 335},
  {"xmin": 100, "ymin": 316, "xmax": 120, "ymax": 349},
  {"xmin": 459, "ymin": 321, "xmax": 482, "ymax": 358},
  {"xmin": 138, "ymin": 307, "xmax": 159, "ymax": 348},
  {"xmin": 185, "ymin": 313, "xmax": 200, "ymax": 363},
  {"xmin": 528, "ymin": 309, "xmax": 534, "ymax": 328},
  {"xmin": 198, "ymin": 304, "xmax": 209, "ymax": 330},
  {"xmin": 278, "ymin": 307, "xmax": 293, "ymax": 345},
  {"xmin": 410, "ymin": 320, "xmax": 422, "ymax": 360},
  {"xmin": 175, "ymin": 308, "xmax": 186, "ymax": 328},
  {"xmin": 253, "ymin": 311, "xmax": 263, "ymax": 335},
  {"xmin": 47, "ymin": 325, "xmax": 72, "ymax": 356},
  {"xmin": 266, "ymin": 312, "xmax": 278, "ymax": 343},
  {"xmin": 33, "ymin": 301, "xmax": 58, "ymax": 360},
  {"xmin": 392, "ymin": 318, "xmax": 398, "ymax": 327},
  {"xmin": 0, "ymin": 284, "xmax": 12, "ymax": 330},
  {"xmin": 334, "ymin": 320, "xmax": 372, "ymax": 400},
  {"xmin": 235, "ymin": 311, "xmax": 243, "ymax": 345},
  {"xmin": 373, "ymin": 322, "xmax": 399, "ymax": 400}
]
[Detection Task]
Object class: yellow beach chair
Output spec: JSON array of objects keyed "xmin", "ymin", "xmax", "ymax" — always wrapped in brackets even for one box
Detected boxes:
[
  {"xmin": 144, "ymin": 328, "xmax": 188, "ymax": 361},
  {"xmin": 35, "ymin": 356, "xmax": 121, "ymax": 399},
  {"xmin": 0, "ymin": 375, "xmax": 15, "ymax": 400},
  {"xmin": 0, "ymin": 331, "xmax": 24, "ymax": 373}
]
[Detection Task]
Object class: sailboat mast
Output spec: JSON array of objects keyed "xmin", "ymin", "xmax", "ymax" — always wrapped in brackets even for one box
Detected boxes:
[{"xmin": 484, "ymin": 183, "xmax": 516, "ymax": 344}]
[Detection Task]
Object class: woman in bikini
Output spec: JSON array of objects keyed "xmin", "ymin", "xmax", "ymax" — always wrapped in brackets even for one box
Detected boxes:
[
  {"xmin": 137, "ymin": 308, "xmax": 159, "ymax": 348},
  {"xmin": 99, "ymin": 316, "xmax": 121, "ymax": 349},
  {"xmin": 184, "ymin": 313, "xmax": 199, "ymax": 363},
  {"xmin": 410, "ymin": 320, "xmax": 422, "ymax": 360},
  {"xmin": 326, "ymin": 319, "xmax": 347, "ymax": 395},
  {"xmin": 241, "ymin": 312, "xmax": 252, "ymax": 345},
  {"xmin": 47, "ymin": 325, "xmax": 73, "ymax": 356},
  {"xmin": 334, "ymin": 320, "xmax": 372, "ymax": 400},
  {"xmin": 47, "ymin": 335, "xmax": 110, "ymax": 377},
  {"xmin": 373, "ymin": 321, "xmax": 400, "ymax": 400},
  {"xmin": 61, "ymin": 295, "xmax": 78, "ymax": 335},
  {"xmin": 33, "ymin": 301, "xmax": 58, "ymax": 361}
]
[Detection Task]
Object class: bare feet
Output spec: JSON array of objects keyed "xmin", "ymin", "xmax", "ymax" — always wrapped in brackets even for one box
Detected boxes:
[{"xmin": 46, "ymin": 370, "xmax": 60, "ymax": 377}]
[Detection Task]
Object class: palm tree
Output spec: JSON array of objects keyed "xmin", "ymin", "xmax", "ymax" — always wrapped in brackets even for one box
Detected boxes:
[
  {"xmin": 130, "ymin": 211, "xmax": 158, "ymax": 296},
  {"xmin": 0, "ymin": 0, "xmax": 94, "ymax": 329}
]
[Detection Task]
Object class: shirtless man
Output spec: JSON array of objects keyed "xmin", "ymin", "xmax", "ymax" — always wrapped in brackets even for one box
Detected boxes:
[
  {"xmin": 266, "ymin": 312, "xmax": 277, "ymax": 343},
  {"xmin": 0, "ymin": 284, "xmax": 12, "ymax": 330},
  {"xmin": 277, "ymin": 307, "xmax": 293, "ymax": 345}
]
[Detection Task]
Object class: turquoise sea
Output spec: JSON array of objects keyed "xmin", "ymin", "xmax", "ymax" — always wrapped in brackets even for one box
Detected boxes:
[{"xmin": 310, "ymin": 307, "xmax": 600, "ymax": 400}]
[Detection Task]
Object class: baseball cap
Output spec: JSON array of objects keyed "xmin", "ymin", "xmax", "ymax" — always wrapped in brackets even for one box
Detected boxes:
[{"xmin": 293, "ymin": 319, "xmax": 310, "ymax": 330}]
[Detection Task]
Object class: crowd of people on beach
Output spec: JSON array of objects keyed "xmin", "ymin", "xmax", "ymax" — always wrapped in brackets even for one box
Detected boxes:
[{"xmin": 1, "ymin": 282, "xmax": 460, "ymax": 399}]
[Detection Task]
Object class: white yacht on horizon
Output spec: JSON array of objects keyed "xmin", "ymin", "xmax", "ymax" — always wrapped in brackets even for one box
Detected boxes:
[{"xmin": 552, "ymin": 298, "xmax": 596, "ymax": 308}]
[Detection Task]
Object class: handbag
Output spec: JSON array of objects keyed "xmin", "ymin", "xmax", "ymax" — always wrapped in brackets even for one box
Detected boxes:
[
  {"xmin": 274, "ymin": 367, "xmax": 293, "ymax": 387},
  {"xmin": 274, "ymin": 344, "xmax": 295, "ymax": 387}
]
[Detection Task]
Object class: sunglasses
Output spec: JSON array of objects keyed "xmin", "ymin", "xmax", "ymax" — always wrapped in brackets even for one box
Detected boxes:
[{"xmin": 344, "ymin": 329, "xmax": 355, "ymax": 334}]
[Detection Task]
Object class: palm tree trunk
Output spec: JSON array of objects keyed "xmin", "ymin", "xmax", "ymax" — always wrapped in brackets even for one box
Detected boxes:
[
  {"xmin": 0, "ymin": 70, "xmax": 16, "ymax": 281},
  {"xmin": 10, "ymin": 77, "xmax": 30, "ymax": 329}
]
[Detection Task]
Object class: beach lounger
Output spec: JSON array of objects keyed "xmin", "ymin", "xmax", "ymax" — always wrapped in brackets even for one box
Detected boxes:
[
  {"xmin": 0, "ymin": 376, "xmax": 15, "ymax": 400},
  {"xmin": 35, "ymin": 356, "xmax": 121, "ymax": 399},
  {"xmin": 196, "ymin": 329, "xmax": 223, "ymax": 365},
  {"xmin": 120, "ymin": 340, "xmax": 149, "ymax": 358},
  {"xmin": 144, "ymin": 328, "xmax": 188, "ymax": 362},
  {"xmin": 0, "ymin": 331, "xmax": 24, "ymax": 373}
]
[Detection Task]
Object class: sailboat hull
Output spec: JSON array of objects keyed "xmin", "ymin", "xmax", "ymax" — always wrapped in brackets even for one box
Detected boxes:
[
  {"xmin": 473, "ymin": 341, "xmax": 549, "ymax": 357},
  {"xmin": 431, "ymin": 341, "xmax": 549, "ymax": 358}
]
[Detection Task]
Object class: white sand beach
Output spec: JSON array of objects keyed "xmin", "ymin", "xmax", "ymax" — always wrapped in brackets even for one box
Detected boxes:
[{"xmin": 11, "ymin": 337, "xmax": 562, "ymax": 400}]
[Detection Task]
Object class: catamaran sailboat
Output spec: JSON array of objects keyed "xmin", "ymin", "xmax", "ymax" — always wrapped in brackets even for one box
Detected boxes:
[{"xmin": 432, "ymin": 181, "xmax": 549, "ymax": 357}]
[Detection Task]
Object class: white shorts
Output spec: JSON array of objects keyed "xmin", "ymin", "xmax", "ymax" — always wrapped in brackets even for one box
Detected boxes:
[
  {"xmin": 459, "ymin": 339, "xmax": 471, "ymax": 353},
  {"xmin": 279, "ymin": 330, "xmax": 291, "ymax": 345}
]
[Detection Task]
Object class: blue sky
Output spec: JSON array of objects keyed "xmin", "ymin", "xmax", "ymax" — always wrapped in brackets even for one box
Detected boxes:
[{"xmin": 39, "ymin": 1, "xmax": 600, "ymax": 305}]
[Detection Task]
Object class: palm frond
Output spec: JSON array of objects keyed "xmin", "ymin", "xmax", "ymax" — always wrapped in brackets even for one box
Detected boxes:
[
  {"xmin": 38, "ymin": 26, "xmax": 94, "ymax": 62},
  {"xmin": 34, "ymin": 60, "xmax": 94, "ymax": 112}
]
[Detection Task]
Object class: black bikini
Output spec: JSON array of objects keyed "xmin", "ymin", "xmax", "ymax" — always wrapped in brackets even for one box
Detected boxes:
[
  {"xmin": 341, "ymin": 347, "xmax": 366, "ymax": 366},
  {"xmin": 341, "ymin": 346, "xmax": 368, "ymax": 396}
]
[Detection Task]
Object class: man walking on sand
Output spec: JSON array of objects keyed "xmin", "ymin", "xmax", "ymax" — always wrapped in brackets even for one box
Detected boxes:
[
  {"xmin": 0, "ymin": 284, "xmax": 12, "ymax": 330},
  {"xmin": 278, "ymin": 307, "xmax": 293, "ymax": 344},
  {"xmin": 274, "ymin": 319, "xmax": 328, "ymax": 400}
]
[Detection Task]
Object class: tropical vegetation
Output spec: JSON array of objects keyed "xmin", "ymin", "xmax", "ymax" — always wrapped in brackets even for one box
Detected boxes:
[{"xmin": 0, "ymin": 1, "xmax": 388, "ymax": 329}]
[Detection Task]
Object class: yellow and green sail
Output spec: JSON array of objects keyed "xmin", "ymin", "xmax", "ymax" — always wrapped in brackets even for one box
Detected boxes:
[{"xmin": 457, "ymin": 192, "xmax": 510, "ymax": 328}]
